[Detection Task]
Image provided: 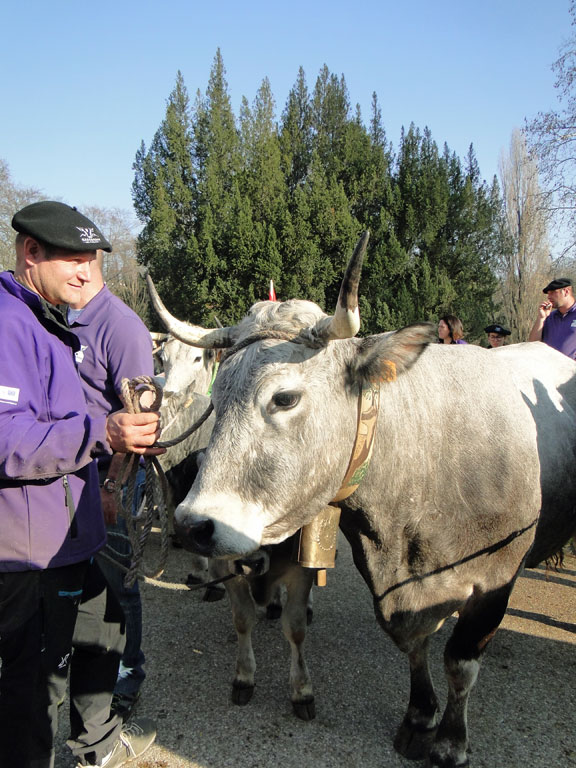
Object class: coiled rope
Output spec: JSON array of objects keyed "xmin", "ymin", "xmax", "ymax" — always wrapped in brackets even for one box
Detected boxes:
[{"xmin": 100, "ymin": 375, "xmax": 213, "ymax": 588}]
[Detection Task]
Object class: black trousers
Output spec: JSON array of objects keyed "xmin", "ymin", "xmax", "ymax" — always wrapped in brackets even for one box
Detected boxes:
[{"xmin": 0, "ymin": 559, "xmax": 125, "ymax": 768}]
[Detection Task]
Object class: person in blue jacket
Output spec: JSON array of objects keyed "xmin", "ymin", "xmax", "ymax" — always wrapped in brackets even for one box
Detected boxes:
[
  {"xmin": 68, "ymin": 251, "xmax": 154, "ymax": 721},
  {"xmin": 0, "ymin": 201, "xmax": 163, "ymax": 768}
]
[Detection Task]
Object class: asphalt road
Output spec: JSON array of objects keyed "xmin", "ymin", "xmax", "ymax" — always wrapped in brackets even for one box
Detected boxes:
[{"xmin": 56, "ymin": 534, "xmax": 576, "ymax": 768}]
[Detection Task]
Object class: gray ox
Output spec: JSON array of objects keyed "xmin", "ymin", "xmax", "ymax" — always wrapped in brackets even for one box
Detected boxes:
[
  {"xmin": 147, "ymin": 232, "xmax": 576, "ymax": 767},
  {"xmin": 149, "ymin": 307, "xmax": 316, "ymax": 717},
  {"xmin": 151, "ymin": 332, "xmax": 218, "ymax": 590},
  {"xmin": 150, "ymin": 331, "xmax": 217, "ymax": 396}
]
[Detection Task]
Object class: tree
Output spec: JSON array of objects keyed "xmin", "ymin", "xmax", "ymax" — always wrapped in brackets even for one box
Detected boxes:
[
  {"xmin": 279, "ymin": 68, "xmax": 313, "ymax": 193},
  {"xmin": 310, "ymin": 66, "xmax": 351, "ymax": 182},
  {"xmin": 132, "ymin": 54, "xmax": 503, "ymax": 338},
  {"xmin": 0, "ymin": 160, "xmax": 42, "ymax": 270},
  {"xmin": 132, "ymin": 71, "xmax": 197, "ymax": 321},
  {"xmin": 360, "ymin": 127, "xmax": 500, "ymax": 339},
  {"xmin": 236, "ymin": 79, "xmax": 289, "ymax": 306},
  {"xmin": 495, "ymin": 129, "xmax": 552, "ymax": 342},
  {"xmin": 527, "ymin": 0, "xmax": 576, "ymax": 260}
]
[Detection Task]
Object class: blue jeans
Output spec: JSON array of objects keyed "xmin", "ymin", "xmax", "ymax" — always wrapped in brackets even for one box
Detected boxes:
[{"xmin": 97, "ymin": 467, "xmax": 146, "ymax": 698}]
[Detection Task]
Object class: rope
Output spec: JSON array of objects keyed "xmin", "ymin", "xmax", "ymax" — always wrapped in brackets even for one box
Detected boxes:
[
  {"xmin": 186, "ymin": 572, "xmax": 236, "ymax": 591},
  {"xmin": 219, "ymin": 329, "xmax": 323, "ymax": 363},
  {"xmin": 113, "ymin": 377, "xmax": 171, "ymax": 587},
  {"xmin": 156, "ymin": 401, "xmax": 214, "ymax": 448}
]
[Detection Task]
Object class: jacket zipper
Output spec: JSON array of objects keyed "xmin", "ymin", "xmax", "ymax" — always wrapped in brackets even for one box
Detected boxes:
[{"xmin": 62, "ymin": 475, "xmax": 78, "ymax": 539}]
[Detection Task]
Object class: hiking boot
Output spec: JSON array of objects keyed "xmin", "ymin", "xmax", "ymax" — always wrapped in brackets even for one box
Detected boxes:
[{"xmin": 78, "ymin": 717, "xmax": 156, "ymax": 768}]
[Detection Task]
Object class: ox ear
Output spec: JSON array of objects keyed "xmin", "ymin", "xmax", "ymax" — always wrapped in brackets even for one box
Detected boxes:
[{"xmin": 353, "ymin": 323, "xmax": 436, "ymax": 384}]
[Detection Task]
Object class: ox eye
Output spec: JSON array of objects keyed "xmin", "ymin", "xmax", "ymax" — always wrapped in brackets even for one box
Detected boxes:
[{"xmin": 271, "ymin": 391, "xmax": 300, "ymax": 410}]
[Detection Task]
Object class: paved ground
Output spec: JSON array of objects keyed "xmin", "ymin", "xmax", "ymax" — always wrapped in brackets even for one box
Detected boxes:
[{"xmin": 56, "ymin": 534, "xmax": 576, "ymax": 768}]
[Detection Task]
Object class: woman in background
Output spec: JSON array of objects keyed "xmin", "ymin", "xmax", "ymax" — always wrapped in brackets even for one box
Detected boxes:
[{"xmin": 438, "ymin": 314, "xmax": 467, "ymax": 344}]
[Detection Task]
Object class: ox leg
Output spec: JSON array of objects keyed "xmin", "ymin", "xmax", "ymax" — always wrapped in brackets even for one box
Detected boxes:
[
  {"xmin": 281, "ymin": 568, "xmax": 316, "ymax": 721},
  {"xmin": 394, "ymin": 636, "xmax": 440, "ymax": 760},
  {"xmin": 306, "ymin": 587, "xmax": 314, "ymax": 626},
  {"xmin": 203, "ymin": 558, "xmax": 226, "ymax": 602},
  {"xmin": 224, "ymin": 577, "xmax": 258, "ymax": 706},
  {"xmin": 266, "ymin": 585, "xmax": 314, "ymax": 625},
  {"xmin": 266, "ymin": 584, "xmax": 283, "ymax": 620},
  {"xmin": 428, "ymin": 584, "xmax": 513, "ymax": 768}
]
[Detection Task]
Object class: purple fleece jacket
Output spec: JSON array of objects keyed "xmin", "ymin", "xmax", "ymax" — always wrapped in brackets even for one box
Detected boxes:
[
  {"xmin": 68, "ymin": 284, "xmax": 154, "ymax": 475},
  {"xmin": 0, "ymin": 272, "xmax": 108, "ymax": 571}
]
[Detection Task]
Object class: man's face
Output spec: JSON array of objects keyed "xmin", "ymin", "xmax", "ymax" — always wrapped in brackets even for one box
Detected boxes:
[
  {"xmin": 488, "ymin": 333, "xmax": 504, "ymax": 348},
  {"xmin": 27, "ymin": 239, "xmax": 96, "ymax": 305},
  {"xmin": 546, "ymin": 287, "xmax": 570, "ymax": 309}
]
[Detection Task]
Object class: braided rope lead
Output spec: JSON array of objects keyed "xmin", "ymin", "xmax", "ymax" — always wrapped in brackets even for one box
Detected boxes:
[{"xmin": 115, "ymin": 376, "xmax": 171, "ymax": 587}]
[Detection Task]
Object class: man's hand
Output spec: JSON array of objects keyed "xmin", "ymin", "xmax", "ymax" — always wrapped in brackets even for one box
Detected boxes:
[
  {"xmin": 537, "ymin": 299, "xmax": 553, "ymax": 319},
  {"xmin": 529, "ymin": 300, "xmax": 553, "ymax": 342},
  {"xmin": 106, "ymin": 410, "xmax": 166, "ymax": 455}
]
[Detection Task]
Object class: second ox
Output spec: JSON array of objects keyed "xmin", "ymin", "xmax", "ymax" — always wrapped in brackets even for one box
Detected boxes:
[{"xmin": 147, "ymin": 231, "xmax": 576, "ymax": 768}]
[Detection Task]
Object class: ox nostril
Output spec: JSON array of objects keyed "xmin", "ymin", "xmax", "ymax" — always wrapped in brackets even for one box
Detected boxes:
[
  {"xmin": 192, "ymin": 518, "xmax": 215, "ymax": 546},
  {"xmin": 174, "ymin": 517, "xmax": 215, "ymax": 556}
]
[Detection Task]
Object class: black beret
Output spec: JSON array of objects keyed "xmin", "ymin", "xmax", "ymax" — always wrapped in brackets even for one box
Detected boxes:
[
  {"xmin": 542, "ymin": 278, "xmax": 571, "ymax": 293},
  {"xmin": 484, "ymin": 324, "xmax": 511, "ymax": 336},
  {"xmin": 12, "ymin": 201, "xmax": 112, "ymax": 253}
]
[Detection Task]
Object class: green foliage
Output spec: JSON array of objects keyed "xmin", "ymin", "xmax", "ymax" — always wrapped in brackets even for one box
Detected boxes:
[{"xmin": 133, "ymin": 54, "xmax": 504, "ymax": 342}]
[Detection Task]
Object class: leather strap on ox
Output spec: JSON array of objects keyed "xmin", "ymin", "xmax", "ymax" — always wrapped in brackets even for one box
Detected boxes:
[{"xmin": 294, "ymin": 361, "xmax": 395, "ymax": 585}]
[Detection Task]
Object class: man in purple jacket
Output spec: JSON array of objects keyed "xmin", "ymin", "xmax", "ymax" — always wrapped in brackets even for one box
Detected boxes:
[
  {"xmin": 68, "ymin": 251, "xmax": 154, "ymax": 721},
  {"xmin": 529, "ymin": 277, "xmax": 576, "ymax": 358},
  {"xmin": 0, "ymin": 201, "xmax": 163, "ymax": 768}
]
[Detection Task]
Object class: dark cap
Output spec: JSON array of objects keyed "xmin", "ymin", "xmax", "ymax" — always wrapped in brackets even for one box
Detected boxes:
[
  {"xmin": 12, "ymin": 201, "xmax": 112, "ymax": 253},
  {"xmin": 484, "ymin": 324, "xmax": 511, "ymax": 336},
  {"xmin": 542, "ymin": 278, "xmax": 571, "ymax": 293}
]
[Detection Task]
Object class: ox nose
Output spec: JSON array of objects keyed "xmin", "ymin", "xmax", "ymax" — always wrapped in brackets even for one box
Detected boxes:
[{"xmin": 174, "ymin": 518, "xmax": 215, "ymax": 556}]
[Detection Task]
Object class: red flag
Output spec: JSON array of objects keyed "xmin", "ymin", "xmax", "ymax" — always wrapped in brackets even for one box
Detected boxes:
[{"xmin": 269, "ymin": 280, "xmax": 277, "ymax": 301}]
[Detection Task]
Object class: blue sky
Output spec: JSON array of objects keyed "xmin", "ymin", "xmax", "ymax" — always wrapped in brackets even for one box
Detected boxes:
[{"xmin": 1, "ymin": 0, "xmax": 570, "ymax": 218}]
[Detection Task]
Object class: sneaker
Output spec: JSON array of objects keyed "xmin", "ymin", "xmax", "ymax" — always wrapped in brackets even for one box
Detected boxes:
[{"xmin": 80, "ymin": 718, "xmax": 156, "ymax": 768}]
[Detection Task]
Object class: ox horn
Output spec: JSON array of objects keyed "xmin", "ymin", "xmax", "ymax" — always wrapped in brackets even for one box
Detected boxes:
[
  {"xmin": 317, "ymin": 230, "xmax": 369, "ymax": 340},
  {"xmin": 146, "ymin": 274, "xmax": 235, "ymax": 348}
]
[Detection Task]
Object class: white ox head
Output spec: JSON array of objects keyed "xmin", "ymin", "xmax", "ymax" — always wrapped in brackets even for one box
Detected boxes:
[
  {"xmin": 151, "ymin": 332, "xmax": 217, "ymax": 396},
  {"xmin": 146, "ymin": 233, "xmax": 434, "ymax": 558}
]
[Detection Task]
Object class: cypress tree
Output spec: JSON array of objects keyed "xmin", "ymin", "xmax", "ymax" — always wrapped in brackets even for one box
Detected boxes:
[{"xmin": 132, "ymin": 71, "xmax": 198, "ymax": 320}]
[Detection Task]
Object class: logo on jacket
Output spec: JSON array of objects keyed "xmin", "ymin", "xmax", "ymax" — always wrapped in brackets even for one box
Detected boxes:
[{"xmin": 75, "ymin": 345, "xmax": 88, "ymax": 364}]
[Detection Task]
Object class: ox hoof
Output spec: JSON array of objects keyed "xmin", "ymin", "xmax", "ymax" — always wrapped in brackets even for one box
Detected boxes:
[
  {"xmin": 231, "ymin": 681, "xmax": 255, "ymax": 706},
  {"xmin": 292, "ymin": 696, "xmax": 316, "ymax": 721},
  {"xmin": 394, "ymin": 719, "xmax": 437, "ymax": 761},
  {"xmin": 266, "ymin": 603, "xmax": 282, "ymax": 620},
  {"xmin": 202, "ymin": 585, "xmax": 226, "ymax": 602}
]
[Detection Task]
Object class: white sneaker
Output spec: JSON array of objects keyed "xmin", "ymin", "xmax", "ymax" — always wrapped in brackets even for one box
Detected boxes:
[{"xmin": 78, "ymin": 718, "xmax": 156, "ymax": 768}]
